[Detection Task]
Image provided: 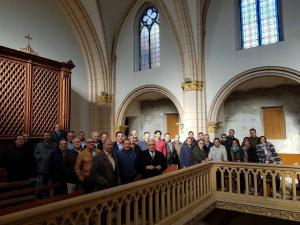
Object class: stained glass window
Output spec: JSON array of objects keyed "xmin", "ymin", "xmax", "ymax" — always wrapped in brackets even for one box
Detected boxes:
[
  {"xmin": 139, "ymin": 7, "xmax": 160, "ymax": 70},
  {"xmin": 240, "ymin": 0, "xmax": 280, "ymax": 49}
]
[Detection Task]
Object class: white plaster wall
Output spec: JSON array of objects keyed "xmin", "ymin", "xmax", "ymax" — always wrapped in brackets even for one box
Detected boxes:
[
  {"xmin": 205, "ymin": 0, "xmax": 300, "ymax": 110},
  {"xmin": 219, "ymin": 85, "xmax": 300, "ymax": 153},
  {"xmin": 115, "ymin": 0, "xmax": 183, "ymax": 112},
  {"xmin": 0, "ymin": 0, "xmax": 89, "ymax": 133},
  {"xmin": 125, "ymin": 99, "xmax": 178, "ymax": 140}
]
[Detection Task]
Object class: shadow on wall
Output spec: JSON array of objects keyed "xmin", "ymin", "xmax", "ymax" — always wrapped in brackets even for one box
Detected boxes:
[
  {"xmin": 70, "ymin": 89, "xmax": 89, "ymax": 134},
  {"xmin": 71, "ymin": 89, "xmax": 113, "ymax": 136}
]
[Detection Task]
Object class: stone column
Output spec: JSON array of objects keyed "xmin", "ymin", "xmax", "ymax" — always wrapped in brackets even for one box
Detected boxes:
[
  {"xmin": 207, "ymin": 121, "xmax": 222, "ymax": 139},
  {"xmin": 182, "ymin": 81, "xmax": 205, "ymax": 136}
]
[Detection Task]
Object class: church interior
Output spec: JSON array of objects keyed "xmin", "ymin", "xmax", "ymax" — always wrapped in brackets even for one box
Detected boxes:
[{"xmin": 0, "ymin": 0, "xmax": 300, "ymax": 224}]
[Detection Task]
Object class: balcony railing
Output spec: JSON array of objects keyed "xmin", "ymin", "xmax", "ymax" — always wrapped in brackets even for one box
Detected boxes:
[{"xmin": 0, "ymin": 162, "xmax": 299, "ymax": 225}]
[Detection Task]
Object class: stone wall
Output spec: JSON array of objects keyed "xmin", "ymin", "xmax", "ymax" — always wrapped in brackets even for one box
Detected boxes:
[
  {"xmin": 219, "ymin": 85, "xmax": 300, "ymax": 153},
  {"xmin": 125, "ymin": 98, "xmax": 178, "ymax": 139}
]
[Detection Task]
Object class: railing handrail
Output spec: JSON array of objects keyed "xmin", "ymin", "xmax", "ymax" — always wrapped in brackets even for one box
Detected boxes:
[
  {"xmin": 0, "ymin": 162, "xmax": 299, "ymax": 225},
  {"xmin": 212, "ymin": 161, "xmax": 300, "ymax": 170},
  {"xmin": 0, "ymin": 162, "xmax": 212, "ymax": 224}
]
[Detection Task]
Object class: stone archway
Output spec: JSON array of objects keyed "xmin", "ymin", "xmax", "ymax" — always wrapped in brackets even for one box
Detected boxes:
[
  {"xmin": 116, "ymin": 85, "xmax": 184, "ymax": 135},
  {"xmin": 208, "ymin": 66, "xmax": 300, "ymax": 125}
]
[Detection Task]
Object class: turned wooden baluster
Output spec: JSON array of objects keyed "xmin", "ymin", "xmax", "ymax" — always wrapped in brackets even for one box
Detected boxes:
[
  {"xmin": 189, "ymin": 177, "xmax": 193, "ymax": 202},
  {"xmin": 95, "ymin": 211, "xmax": 101, "ymax": 225},
  {"xmin": 245, "ymin": 170, "xmax": 249, "ymax": 195},
  {"xmin": 202, "ymin": 171, "xmax": 207, "ymax": 195},
  {"xmin": 201, "ymin": 173, "xmax": 204, "ymax": 196},
  {"xmin": 166, "ymin": 185, "xmax": 171, "ymax": 216},
  {"xmin": 106, "ymin": 206, "xmax": 112, "ymax": 225},
  {"xmin": 272, "ymin": 173, "xmax": 276, "ymax": 199},
  {"xmin": 282, "ymin": 174, "xmax": 286, "ymax": 200},
  {"xmin": 134, "ymin": 197, "xmax": 139, "ymax": 225},
  {"xmin": 292, "ymin": 173, "xmax": 297, "ymax": 201},
  {"xmin": 141, "ymin": 194, "xmax": 146, "ymax": 225},
  {"xmin": 228, "ymin": 169, "xmax": 233, "ymax": 193},
  {"xmin": 161, "ymin": 188, "xmax": 166, "ymax": 220},
  {"xmin": 221, "ymin": 168, "xmax": 225, "ymax": 192},
  {"xmin": 177, "ymin": 182, "xmax": 181, "ymax": 210},
  {"xmin": 172, "ymin": 184, "xmax": 176, "ymax": 213},
  {"xmin": 237, "ymin": 170, "xmax": 241, "ymax": 194},
  {"xmin": 116, "ymin": 202, "xmax": 122, "ymax": 225},
  {"xmin": 193, "ymin": 175, "xmax": 197, "ymax": 201},
  {"xmin": 155, "ymin": 190, "xmax": 160, "ymax": 222},
  {"xmin": 263, "ymin": 172, "xmax": 267, "ymax": 197},
  {"xmin": 196, "ymin": 174, "xmax": 200, "ymax": 198},
  {"xmin": 125, "ymin": 199, "xmax": 131, "ymax": 225},
  {"xmin": 181, "ymin": 181, "xmax": 185, "ymax": 208},
  {"xmin": 148, "ymin": 192, "xmax": 154, "ymax": 225},
  {"xmin": 205, "ymin": 171, "xmax": 209, "ymax": 195},
  {"xmin": 185, "ymin": 178, "xmax": 190, "ymax": 205},
  {"xmin": 254, "ymin": 171, "xmax": 258, "ymax": 196}
]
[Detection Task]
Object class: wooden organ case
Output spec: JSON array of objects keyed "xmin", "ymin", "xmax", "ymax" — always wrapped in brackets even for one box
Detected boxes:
[{"xmin": 0, "ymin": 45, "xmax": 75, "ymax": 139}]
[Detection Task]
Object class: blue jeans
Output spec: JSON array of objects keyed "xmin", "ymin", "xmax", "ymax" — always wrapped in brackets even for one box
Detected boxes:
[{"xmin": 36, "ymin": 174, "xmax": 49, "ymax": 199}]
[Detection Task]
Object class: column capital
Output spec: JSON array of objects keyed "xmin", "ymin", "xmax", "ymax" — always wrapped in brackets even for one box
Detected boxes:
[
  {"xmin": 96, "ymin": 93, "xmax": 114, "ymax": 104},
  {"xmin": 207, "ymin": 121, "xmax": 222, "ymax": 133},
  {"xmin": 115, "ymin": 125, "xmax": 127, "ymax": 133},
  {"xmin": 181, "ymin": 81, "xmax": 205, "ymax": 91}
]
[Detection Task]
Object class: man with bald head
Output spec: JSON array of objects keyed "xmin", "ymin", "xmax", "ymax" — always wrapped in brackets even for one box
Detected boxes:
[
  {"xmin": 51, "ymin": 124, "xmax": 67, "ymax": 144},
  {"xmin": 90, "ymin": 139, "xmax": 120, "ymax": 191},
  {"xmin": 91, "ymin": 131, "xmax": 101, "ymax": 150},
  {"xmin": 136, "ymin": 139, "xmax": 167, "ymax": 179}
]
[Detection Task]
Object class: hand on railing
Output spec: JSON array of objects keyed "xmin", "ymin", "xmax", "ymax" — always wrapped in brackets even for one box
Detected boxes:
[
  {"xmin": 155, "ymin": 165, "xmax": 162, "ymax": 170},
  {"xmin": 146, "ymin": 165, "xmax": 155, "ymax": 170}
]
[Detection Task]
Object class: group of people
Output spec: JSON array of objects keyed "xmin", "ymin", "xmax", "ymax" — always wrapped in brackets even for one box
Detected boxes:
[
  {"xmin": 0, "ymin": 124, "xmax": 281, "ymax": 197},
  {"xmin": 180, "ymin": 128, "xmax": 281, "ymax": 167}
]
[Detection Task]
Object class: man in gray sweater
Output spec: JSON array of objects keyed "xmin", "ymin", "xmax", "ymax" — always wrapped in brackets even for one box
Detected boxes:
[{"xmin": 34, "ymin": 131, "xmax": 57, "ymax": 198}]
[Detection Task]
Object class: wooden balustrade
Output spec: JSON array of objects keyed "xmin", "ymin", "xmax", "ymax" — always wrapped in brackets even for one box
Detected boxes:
[
  {"xmin": 0, "ymin": 163, "xmax": 213, "ymax": 225},
  {"xmin": 0, "ymin": 162, "xmax": 299, "ymax": 225},
  {"xmin": 213, "ymin": 162, "xmax": 300, "ymax": 200}
]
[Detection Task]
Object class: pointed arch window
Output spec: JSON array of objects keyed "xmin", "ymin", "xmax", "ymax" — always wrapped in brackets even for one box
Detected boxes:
[
  {"xmin": 139, "ymin": 7, "xmax": 160, "ymax": 71},
  {"xmin": 240, "ymin": 0, "xmax": 281, "ymax": 49}
]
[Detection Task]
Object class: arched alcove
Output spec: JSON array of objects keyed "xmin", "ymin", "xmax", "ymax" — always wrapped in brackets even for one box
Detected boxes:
[
  {"xmin": 116, "ymin": 85, "xmax": 184, "ymax": 138},
  {"xmin": 208, "ymin": 66, "xmax": 300, "ymax": 153}
]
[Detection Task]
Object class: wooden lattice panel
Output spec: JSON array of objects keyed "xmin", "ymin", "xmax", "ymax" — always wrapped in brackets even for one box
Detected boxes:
[
  {"xmin": 0, "ymin": 58, "xmax": 26, "ymax": 137},
  {"xmin": 31, "ymin": 66, "xmax": 59, "ymax": 136}
]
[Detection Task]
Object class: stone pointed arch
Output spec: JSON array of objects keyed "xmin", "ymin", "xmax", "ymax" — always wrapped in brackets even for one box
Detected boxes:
[
  {"xmin": 57, "ymin": 0, "xmax": 109, "ymax": 101},
  {"xmin": 116, "ymin": 85, "xmax": 184, "ymax": 126},
  {"xmin": 208, "ymin": 66, "xmax": 300, "ymax": 123}
]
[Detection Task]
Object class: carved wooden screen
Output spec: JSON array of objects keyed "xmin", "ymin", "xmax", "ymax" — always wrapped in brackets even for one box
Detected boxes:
[
  {"xmin": 0, "ymin": 46, "xmax": 74, "ymax": 138},
  {"xmin": 31, "ymin": 66, "xmax": 60, "ymax": 136},
  {"xmin": 0, "ymin": 58, "xmax": 26, "ymax": 137}
]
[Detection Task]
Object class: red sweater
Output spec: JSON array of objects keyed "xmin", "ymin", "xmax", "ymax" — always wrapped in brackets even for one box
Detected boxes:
[{"xmin": 155, "ymin": 139, "xmax": 167, "ymax": 157}]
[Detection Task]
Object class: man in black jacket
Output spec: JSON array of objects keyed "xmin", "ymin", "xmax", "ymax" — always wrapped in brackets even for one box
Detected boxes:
[
  {"xmin": 48, "ymin": 139, "xmax": 69, "ymax": 194},
  {"xmin": 0, "ymin": 135, "xmax": 35, "ymax": 182},
  {"xmin": 136, "ymin": 139, "xmax": 167, "ymax": 179}
]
